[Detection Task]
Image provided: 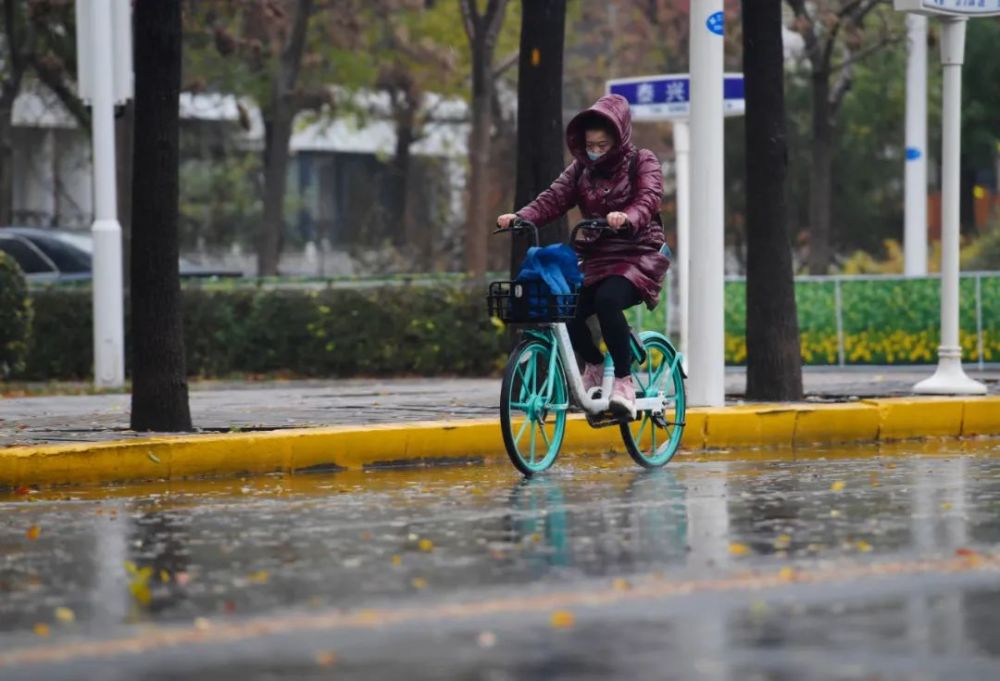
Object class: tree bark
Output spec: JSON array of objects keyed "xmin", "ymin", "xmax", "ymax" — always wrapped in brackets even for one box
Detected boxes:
[
  {"xmin": 257, "ymin": 0, "xmax": 313, "ymax": 276},
  {"xmin": 511, "ymin": 0, "xmax": 567, "ymax": 278},
  {"xmin": 0, "ymin": 101, "xmax": 13, "ymax": 225},
  {"xmin": 389, "ymin": 87, "xmax": 416, "ymax": 246},
  {"xmin": 808, "ymin": 71, "xmax": 834, "ymax": 274},
  {"xmin": 743, "ymin": 0, "xmax": 803, "ymax": 401},
  {"xmin": 460, "ymin": 0, "xmax": 510, "ymax": 279},
  {"xmin": 130, "ymin": 0, "xmax": 192, "ymax": 431}
]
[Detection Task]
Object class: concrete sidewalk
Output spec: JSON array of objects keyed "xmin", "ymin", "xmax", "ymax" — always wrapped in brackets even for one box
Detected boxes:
[{"xmin": 2, "ymin": 367, "xmax": 998, "ymax": 448}]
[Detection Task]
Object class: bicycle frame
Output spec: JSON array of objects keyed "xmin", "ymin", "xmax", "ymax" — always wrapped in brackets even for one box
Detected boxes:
[{"xmin": 524, "ymin": 324, "xmax": 680, "ymax": 417}]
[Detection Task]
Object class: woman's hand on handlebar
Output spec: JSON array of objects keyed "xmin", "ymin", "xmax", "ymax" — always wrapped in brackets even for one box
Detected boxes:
[
  {"xmin": 607, "ymin": 211, "xmax": 629, "ymax": 230},
  {"xmin": 496, "ymin": 213, "xmax": 518, "ymax": 230}
]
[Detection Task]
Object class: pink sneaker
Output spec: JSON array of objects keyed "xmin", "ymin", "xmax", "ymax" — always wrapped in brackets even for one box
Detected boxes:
[
  {"xmin": 609, "ymin": 376, "xmax": 637, "ymax": 420},
  {"xmin": 582, "ymin": 362, "xmax": 604, "ymax": 395}
]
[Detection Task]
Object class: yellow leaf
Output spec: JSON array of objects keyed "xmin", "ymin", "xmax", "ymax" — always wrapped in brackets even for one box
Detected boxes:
[
  {"xmin": 160, "ymin": 570, "xmax": 170, "ymax": 583},
  {"xmin": 856, "ymin": 540, "xmax": 873, "ymax": 553},
  {"xmin": 33, "ymin": 623, "xmax": 50, "ymax": 637},
  {"xmin": 54, "ymin": 607, "xmax": 75, "ymax": 623},
  {"xmin": 830, "ymin": 509, "xmax": 842, "ymax": 518},
  {"xmin": 729, "ymin": 542, "xmax": 751, "ymax": 556},
  {"xmin": 247, "ymin": 570, "xmax": 269, "ymax": 584},
  {"xmin": 194, "ymin": 617, "xmax": 211, "ymax": 631},
  {"xmin": 391, "ymin": 554, "xmax": 402, "ymax": 566},
  {"xmin": 550, "ymin": 610, "xmax": 575, "ymax": 629},
  {"xmin": 778, "ymin": 567, "xmax": 796, "ymax": 582},
  {"xmin": 940, "ymin": 502, "xmax": 953, "ymax": 511},
  {"xmin": 315, "ymin": 651, "xmax": 337, "ymax": 667},
  {"xmin": 773, "ymin": 534, "xmax": 792, "ymax": 550},
  {"xmin": 411, "ymin": 577, "xmax": 428, "ymax": 589},
  {"xmin": 418, "ymin": 539, "xmax": 434, "ymax": 552},
  {"xmin": 830, "ymin": 481, "xmax": 845, "ymax": 492},
  {"xmin": 612, "ymin": 578, "xmax": 631, "ymax": 591},
  {"xmin": 25, "ymin": 525, "xmax": 41, "ymax": 540}
]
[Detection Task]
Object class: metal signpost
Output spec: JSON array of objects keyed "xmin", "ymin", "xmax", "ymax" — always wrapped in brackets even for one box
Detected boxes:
[
  {"xmin": 903, "ymin": 13, "xmax": 928, "ymax": 276},
  {"xmin": 895, "ymin": 0, "xmax": 997, "ymax": 394},
  {"xmin": 606, "ymin": 72, "xmax": 743, "ymax": 404},
  {"xmin": 75, "ymin": 0, "xmax": 133, "ymax": 388}
]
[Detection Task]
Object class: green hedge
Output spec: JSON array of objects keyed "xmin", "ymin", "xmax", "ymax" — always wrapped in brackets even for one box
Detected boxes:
[
  {"xmin": 18, "ymin": 286, "xmax": 508, "ymax": 381},
  {"xmin": 0, "ymin": 252, "xmax": 31, "ymax": 378}
]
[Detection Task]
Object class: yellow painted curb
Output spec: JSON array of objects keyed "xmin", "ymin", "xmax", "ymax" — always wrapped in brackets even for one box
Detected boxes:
[{"xmin": 2, "ymin": 396, "xmax": 1000, "ymax": 488}]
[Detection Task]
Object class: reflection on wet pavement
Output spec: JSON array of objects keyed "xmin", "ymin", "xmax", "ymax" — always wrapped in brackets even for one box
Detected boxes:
[{"xmin": 2, "ymin": 439, "xmax": 1000, "ymax": 679}]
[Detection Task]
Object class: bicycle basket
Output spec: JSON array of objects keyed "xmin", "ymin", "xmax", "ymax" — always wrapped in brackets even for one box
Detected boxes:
[{"xmin": 487, "ymin": 280, "xmax": 578, "ymax": 324}]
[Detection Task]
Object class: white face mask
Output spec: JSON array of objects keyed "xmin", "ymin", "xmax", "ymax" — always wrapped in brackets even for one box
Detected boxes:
[{"xmin": 587, "ymin": 150, "xmax": 604, "ymax": 161}]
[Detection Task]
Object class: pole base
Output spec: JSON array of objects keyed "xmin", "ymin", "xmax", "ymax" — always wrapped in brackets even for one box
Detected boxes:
[{"xmin": 913, "ymin": 348, "xmax": 986, "ymax": 395}]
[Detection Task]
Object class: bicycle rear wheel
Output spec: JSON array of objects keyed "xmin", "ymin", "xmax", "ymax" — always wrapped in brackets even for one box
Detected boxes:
[
  {"xmin": 500, "ymin": 339, "xmax": 568, "ymax": 476},
  {"xmin": 620, "ymin": 333, "xmax": 685, "ymax": 468}
]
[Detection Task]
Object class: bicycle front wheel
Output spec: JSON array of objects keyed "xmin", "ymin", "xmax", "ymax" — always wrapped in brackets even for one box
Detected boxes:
[
  {"xmin": 500, "ymin": 338, "xmax": 569, "ymax": 476},
  {"xmin": 620, "ymin": 333, "xmax": 686, "ymax": 468}
]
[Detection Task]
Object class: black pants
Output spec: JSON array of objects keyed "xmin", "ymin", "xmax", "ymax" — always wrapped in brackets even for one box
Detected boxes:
[{"xmin": 567, "ymin": 276, "xmax": 641, "ymax": 378}]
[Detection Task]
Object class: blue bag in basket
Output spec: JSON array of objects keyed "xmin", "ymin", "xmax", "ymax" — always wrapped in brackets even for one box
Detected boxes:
[{"xmin": 514, "ymin": 244, "xmax": 583, "ymax": 318}]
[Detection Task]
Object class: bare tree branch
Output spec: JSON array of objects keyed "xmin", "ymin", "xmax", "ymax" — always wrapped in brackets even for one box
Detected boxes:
[
  {"xmin": 482, "ymin": 0, "xmax": 510, "ymax": 53},
  {"xmin": 459, "ymin": 0, "xmax": 478, "ymax": 44},
  {"xmin": 492, "ymin": 49, "xmax": 518, "ymax": 80},
  {"xmin": 829, "ymin": 31, "xmax": 904, "ymax": 74},
  {"xmin": 28, "ymin": 53, "xmax": 89, "ymax": 127}
]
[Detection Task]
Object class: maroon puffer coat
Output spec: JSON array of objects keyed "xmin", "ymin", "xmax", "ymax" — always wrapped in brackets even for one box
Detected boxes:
[{"xmin": 516, "ymin": 94, "xmax": 669, "ymax": 309}]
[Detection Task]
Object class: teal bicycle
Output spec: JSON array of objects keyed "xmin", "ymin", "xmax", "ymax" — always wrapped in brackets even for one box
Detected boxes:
[{"xmin": 488, "ymin": 218, "xmax": 687, "ymax": 477}]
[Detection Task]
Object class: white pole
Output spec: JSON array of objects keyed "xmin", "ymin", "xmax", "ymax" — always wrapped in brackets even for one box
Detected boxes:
[
  {"xmin": 914, "ymin": 17, "xmax": 985, "ymax": 395},
  {"xmin": 904, "ymin": 13, "xmax": 928, "ymax": 276},
  {"xmin": 673, "ymin": 120, "xmax": 691, "ymax": 365},
  {"xmin": 89, "ymin": 0, "xmax": 125, "ymax": 389},
  {"xmin": 687, "ymin": 1, "xmax": 725, "ymax": 407}
]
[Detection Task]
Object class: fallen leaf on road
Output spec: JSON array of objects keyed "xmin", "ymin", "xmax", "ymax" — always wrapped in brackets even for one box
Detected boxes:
[
  {"xmin": 773, "ymin": 534, "xmax": 792, "ymax": 550},
  {"xmin": 418, "ymin": 539, "xmax": 433, "ymax": 552},
  {"xmin": 147, "ymin": 452, "xmax": 161, "ymax": 464},
  {"xmin": 549, "ymin": 611, "xmax": 575, "ymax": 629},
  {"xmin": 940, "ymin": 502, "xmax": 953, "ymax": 511},
  {"xmin": 33, "ymin": 623, "xmax": 50, "ymax": 637},
  {"xmin": 855, "ymin": 540, "xmax": 873, "ymax": 553},
  {"xmin": 830, "ymin": 481, "xmax": 845, "ymax": 492},
  {"xmin": 411, "ymin": 577, "xmax": 428, "ymax": 589},
  {"xmin": 54, "ymin": 607, "xmax": 75, "ymax": 623},
  {"xmin": 315, "ymin": 651, "xmax": 337, "ymax": 667},
  {"xmin": 612, "ymin": 578, "xmax": 631, "ymax": 591},
  {"xmin": 125, "ymin": 561, "xmax": 153, "ymax": 606},
  {"xmin": 13, "ymin": 485, "xmax": 31, "ymax": 496},
  {"xmin": 160, "ymin": 570, "xmax": 170, "ymax": 583},
  {"xmin": 778, "ymin": 567, "xmax": 796, "ymax": 582},
  {"xmin": 25, "ymin": 525, "xmax": 41, "ymax": 540},
  {"xmin": 391, "ymin": 555, "xmax": 402, "ymax": 566},
  {"xmin": 728, "ymin": 542, "xmax": 750, "ymax": 556},
  {"xmin": 247, "ymin": 570, "xmax": 269, "ymax": 584}
]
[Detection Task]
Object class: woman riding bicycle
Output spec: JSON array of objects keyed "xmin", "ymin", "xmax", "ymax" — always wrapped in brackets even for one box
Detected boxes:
[{"xmin": 497, "ymin": 94, "xmax": 670, "ymax": 418}]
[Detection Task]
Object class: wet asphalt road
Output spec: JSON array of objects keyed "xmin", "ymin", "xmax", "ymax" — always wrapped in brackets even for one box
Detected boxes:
[{"xmin": 2, "ymin": 441, "xmax": 1000, "ymax": 680}]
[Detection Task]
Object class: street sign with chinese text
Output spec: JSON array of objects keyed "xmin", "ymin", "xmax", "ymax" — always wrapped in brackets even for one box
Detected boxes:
[
  {"xmin": 894, "ymin": 0, "xmax": 1000, "ymax": 16},
  {"xmin": 606, "ymin": 73, "xmax": 745, "ymax": 121}
]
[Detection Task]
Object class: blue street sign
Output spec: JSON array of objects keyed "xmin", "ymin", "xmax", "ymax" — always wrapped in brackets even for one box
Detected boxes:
[
  {"xmin": 895, "ymin": 0, "xmax": 1000, "ymax": 16},
  {"xmin": 606, "ymin": 73, "xmax": 745, "ymax": 121},
  {"xmin": 706, "ymin": 11, "xmax": 725, "ymax": 35}
]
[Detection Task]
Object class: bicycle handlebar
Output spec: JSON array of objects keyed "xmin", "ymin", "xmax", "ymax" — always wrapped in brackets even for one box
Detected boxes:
[{"xmin": 493, "ymin": 217, "xmax": 627, "ymax": 249}]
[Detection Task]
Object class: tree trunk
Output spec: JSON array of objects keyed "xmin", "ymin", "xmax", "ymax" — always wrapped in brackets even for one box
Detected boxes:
[
  {"xmin": 390, "ymin": 95, "xmax": 415, "ymax": 247},
  {"xmin": 511, "ymin": 0, "xmax": 567, "ymax": 278},
  {"xmin": 256, "ymin": 0, "xmax": 312, "ymax": 277},
  {"xmin": 743, "ymin": 0, "xmax": 803, "ymax": 401},
  {"xmin": 0, "ymin": 100, "xmax": 13, "ymax": 225},
  {"xmin": 130, "ymin": 0, "xmax": 191, "ymax": 431},
  {"xmin": 464, "ymin": 47, "xmax": 492, "ymax": 278},
  {"xmin": 808, "ymin": 71, "xmax": 833, "ymax": 274},
  {"xmin": 116, "ymin": 101, "xmax": 134, "ymax": 287},
  {"xmin": 258, "ymin": 110, "xmax": 294, "ymax": 276}
]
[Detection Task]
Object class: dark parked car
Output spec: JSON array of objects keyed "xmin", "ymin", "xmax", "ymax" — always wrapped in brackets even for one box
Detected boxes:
[{"xmin": 0, "ymin": 227, "xmax": 242, "ymax": 283}]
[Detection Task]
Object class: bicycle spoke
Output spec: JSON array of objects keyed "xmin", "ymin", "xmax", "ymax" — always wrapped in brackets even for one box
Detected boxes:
[
  {"xmin": 650, "ymin": 418, "xmax": 658, "ymax": 455},
  {"xmin": 514, "ymin": 416, "xmax": 531, "ymax": 447},
  {"xmin": 539, "ymin": 423, "xmax": 551, "ymax": 448},
  {"xmin": 635, "ymin": 414, "xmax": 649, "ymax": 445},
  {"xmin": 530, "ymin": 423, "xmax": 538, "ymax": 464}
]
